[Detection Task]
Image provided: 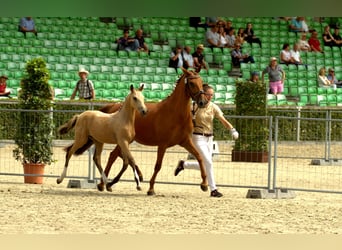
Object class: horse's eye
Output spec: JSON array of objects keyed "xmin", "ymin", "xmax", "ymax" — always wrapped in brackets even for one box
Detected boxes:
[{"xmin": 133, "ymin": 97, "xmax": 137, "ymax": 101}]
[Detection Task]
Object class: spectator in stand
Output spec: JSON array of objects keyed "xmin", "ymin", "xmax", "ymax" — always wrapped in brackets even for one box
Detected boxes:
[
  {"xmin": 244, "ymin": 23, "xmax": 262, "ymax": 48},
  {"xmin": 331, "ymin": 27, "xmax": 342, "ymax": 48},
  {"xmin": 318, "ymin": 67, "xmax": 335, "ymax": 88},
  {"xmin": 289, "ymin": 17, "xmax": 307, "ymax": 33},
  {"xmin": 298, "ymin": 32, "xmax": 311, "ymax": 52},
  {"xmin": 225, "ymin": 27, "xmax": 236, "ymax": 48},
  {"xmin": 0, "ymin": 75, "xmax": 11, "ymax": 97},
  {"xmin": 231, "ymin": 42, "xmax": 255, "ymax": 67},
  {"xmin": 249, "ymin": 71, "xmax": 260, "ymax": 83},
  {"xmin": 327, "ymin": 68, "xmax": 342, "ymax": 86},
  {"xmin": 205, "ymin": 17, "xmax": 220, "ymax": 27},
  {"xmin": 308, "ymin": 30, "xmax": 324, "ymax": 53},
  {"xmin": 192, "ymin": 44, "xmax": 208, "ymax": 72},
  {"xmin": 182, "ymin": 46, "xmax": 194, "ymax": 69},
  {"xmin": 224, "ymin": 19, "xmax": 233, "ymax": 33},
  {"xmin": 135, "ymin": 29, "xmax": 149, "ymax": 53},
  {"xmin": 322, "ymin": 25, "xmax": 334, "ymax": 47},
  {"xmin": 236, "ymin": 27, "xmax": 246, "ymax": 46},
  {"xmin": 117, "ymin": 29, "xmax": 140, "ymax": 52},
  {"xmin": 189, "ymin": 17, "xmax": 208, "ymax": 31},
  {"xmin": 204, "ymin": 24, "xmax": 220, "ymax": 49},
  {"xmin": 290, "ymin": 43, "xmax": 305, "ymax": 67},
  {"xmin": 262, "ymin": 57, "xmax": 286, "ymax": 95},
  {"xmin": 18, "ymin": 17, "xmax": 38, "ymax": 38},
  {"xmin": 280, "ymin": 43, "xmax": 292, "ymax": 65},
  {"xmin": 169, "ymin": 45, "xmax": 184, "ymax": 70},
  {"xmin": 217, "ymin": 26, "xmax": 229, "ymax": 48}
]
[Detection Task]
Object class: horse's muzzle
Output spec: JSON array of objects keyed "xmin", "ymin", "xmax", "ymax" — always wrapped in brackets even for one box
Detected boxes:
[
  {"xmin": 140, "ymin": 109, "xmax": 148, "ymax": 116},
  {"xmin": 197, "ymin": 99, "xmax": 208, "ymax": 108}
]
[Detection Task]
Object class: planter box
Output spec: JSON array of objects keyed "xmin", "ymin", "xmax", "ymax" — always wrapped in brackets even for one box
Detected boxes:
[
  {"xmin": 232, "ymin": 150, "xmax": 268, "ymax": 163},
  {"xmin": 23, "ymin": 163, "xmax": 45, "ymax": 184}
]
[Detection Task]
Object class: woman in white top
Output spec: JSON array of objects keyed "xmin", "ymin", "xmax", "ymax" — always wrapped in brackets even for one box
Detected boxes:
[
  {"xmin": 318, "ymin": 67, "xmax": 335, "ymax": 88},
  {"xmin": 280, "ymin": 43, "xmax": 293, "ymax": 65},
  {"xmin": 298, "ymin": 32, "xmax": 311, "ymax": 52}
]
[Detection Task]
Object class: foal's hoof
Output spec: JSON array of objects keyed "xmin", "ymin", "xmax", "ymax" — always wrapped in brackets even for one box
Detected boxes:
[
  {"xmin": 136, "ymin": 186, "xmax": 142, "ymax": 191},
  {"xmin": 147, "ymin": 190, "xmax": 155, "ymax": 196},
  {"xmin": 97, "ymin": 183, "xmax": 105, "ymax": 192},
  {"xmin": 200, "ymin": 184, "xmax": 208, "ymax": 192},
  {"xmin": 56, "ymin": 179, "xmax": 62, "ymax": 184},
  {"xmin": 106, "ymin": 184, "xmax": 113, "ymax": 192}
]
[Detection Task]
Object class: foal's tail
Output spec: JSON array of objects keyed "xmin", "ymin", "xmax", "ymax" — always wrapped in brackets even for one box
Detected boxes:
[{"xmin": 58, "ymin": 115, "xmax": 78, "ymax": 135}]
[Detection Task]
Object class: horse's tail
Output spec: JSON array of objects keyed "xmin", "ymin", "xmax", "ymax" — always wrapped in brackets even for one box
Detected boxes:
[{"xmin": 58, "ymin": 115, "xmax": 78, "ymax": 135}]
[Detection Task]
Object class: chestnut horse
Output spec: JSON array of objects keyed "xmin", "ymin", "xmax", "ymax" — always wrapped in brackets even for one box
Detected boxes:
[
  {"xmin": 56, "ymin": 85, "xmax": 147, "ymax": 191},
  {"xmin": 99, "ymin": 67, "xmax": 209, "ymax": 195}
]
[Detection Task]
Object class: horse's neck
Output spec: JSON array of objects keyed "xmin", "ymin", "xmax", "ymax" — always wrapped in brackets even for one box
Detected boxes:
[
  {"xmin": 168, "ymin": 76, "xmax": 190, "ymax": 106},
  {"xmin": 163, "ymin": 75, "xmax": 192, "ymax": 119},
  {"xmin": 116, "ymin": 98, "xmax": 136, "ymax": 124}
]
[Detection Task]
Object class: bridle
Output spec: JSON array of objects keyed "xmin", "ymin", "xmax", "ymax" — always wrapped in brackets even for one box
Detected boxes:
[{"xmin": 184, "ymin": 75, "xmax": 205, "ymax": 101}]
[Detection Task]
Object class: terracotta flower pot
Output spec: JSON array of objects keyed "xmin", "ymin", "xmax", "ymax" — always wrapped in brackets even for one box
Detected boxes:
[{"xmin": 23, "ymin": 163, "xmax": 45, "ymax": 184}]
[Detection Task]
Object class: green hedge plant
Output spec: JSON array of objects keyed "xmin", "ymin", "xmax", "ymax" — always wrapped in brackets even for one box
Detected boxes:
[{"xmin": 13, "ymin": 57, "xmax": 54, "ymax": 164}]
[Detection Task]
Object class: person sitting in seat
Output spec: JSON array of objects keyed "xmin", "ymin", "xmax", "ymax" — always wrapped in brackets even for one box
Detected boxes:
[
  {"xmin": 18, "ymin": 17, "xmax": 38, "ymax": 38},
  {"xmin": 231, "ymin": 43, "xmax": 255, "ymax": 67},
  {"xmin": 0, "ymin": 75, "xmax": 11, "ymax": 97},
  {"xmin": 117, "ymin": 29, "xmax": 140, "ymax": 52}
]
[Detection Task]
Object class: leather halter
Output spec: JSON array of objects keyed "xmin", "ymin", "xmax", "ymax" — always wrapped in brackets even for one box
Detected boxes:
[{"xmin": 184, "ymin": 75, "xmax": 205, "ymax": 101}]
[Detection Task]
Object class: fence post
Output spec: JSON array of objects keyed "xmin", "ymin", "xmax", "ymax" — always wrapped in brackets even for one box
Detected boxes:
[
  {"xmin": 267, "ymin": 116, "xmax": 273, "ymax": 191},
  {"xmin": 273, "ymin": 116, "xmax": 279, "ymax": 190},
  {"xmin": 296, "ymin": 106, "xmax": 301, "ymax": 142},
  {"xmin": 325, "ymin": 110, "xmax": 332, "ymax": 161}
]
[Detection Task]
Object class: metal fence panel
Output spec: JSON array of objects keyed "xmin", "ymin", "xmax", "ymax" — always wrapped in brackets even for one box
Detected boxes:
[{"xmin": 274, "ymin": 116, "xmax": 342, "ymax": 193}]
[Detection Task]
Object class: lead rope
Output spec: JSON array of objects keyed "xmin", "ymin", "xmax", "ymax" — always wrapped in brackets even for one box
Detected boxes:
[{"xmin": 191, "ymin": 101, "xmax": 198, "ymax": 127}]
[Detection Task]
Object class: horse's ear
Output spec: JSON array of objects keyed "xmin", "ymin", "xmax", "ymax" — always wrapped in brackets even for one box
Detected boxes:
[
  {"xmin": 139, "ymin": 84, "xmax": 144, "ymax": 91},
  {"xmin": 130, "ymin": 84, "xmax": 134, "ymax": 92},
  {"xmin": 181, "ymin": 67, "xmax": 189, "ymax": 75}
]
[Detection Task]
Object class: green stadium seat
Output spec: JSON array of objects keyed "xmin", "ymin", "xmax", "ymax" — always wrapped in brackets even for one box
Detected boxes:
[
  {"xmin": 53, "ymin": 63, "xmax": 66, "ymax": 72},
  {"xmin": 117, "ymin": 50, "xmax": 128, "ymax": 58},
  {"xmin": 121, "ymin": 66, "xmax": 132, "ymax": 75},
  {"xmin": 89, "ymin": 65, "xmax": 100, "ymax": 73},
  {"xmin": 144, "ymin": 67, "xmax": 155, "ymax": 75},
  {"xmin": 66, "ymin": 41, "xmax": 77, "ymax": 49},
  {"xmin": 145, "ymin": 58, "xmax": 156, "ymax": 67},
  {"xmin": 101, "ymin": 65, "xmax": 113, "ymax": 73},
  {"xmin": 112, "ymin": 66, "xmax": 122, "ymax": 74},
  {"xmin": 267, "ymin": 94, "xmax": 277, "ymax": 105},
  {"xmin": 134, "ymin": 66, "xmax": 144, "ymax": 75},
  {"xmin": 132, "ymin": 75, "xmax": 143, "ymax": 83},
  {"xmin": 155, "ymin": 67, "xmax": 166, "ymax": 75},
  {"xmin": 120, "ymin": 74, "xmax": 132, "ymax": 83},
  {"xmin": 136, "ymin": 59, "xmax": 147, "ymax": 67},
  {"xmin": 298, "ymin": 95, "xmax": 309, "ymax": 106},
  {"xmin": 81, "ymin": 57, "xmax": 92, "ymax": 65}
]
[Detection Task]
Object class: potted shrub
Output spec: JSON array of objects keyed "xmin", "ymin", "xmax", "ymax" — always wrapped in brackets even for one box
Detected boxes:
[
  {"xmin": 232, "ymin": 79, "xmax": 269, "ymax": 162},
  {"xmin": 13, "ymin": 57, "xmax": 54, "ymax": 183}
]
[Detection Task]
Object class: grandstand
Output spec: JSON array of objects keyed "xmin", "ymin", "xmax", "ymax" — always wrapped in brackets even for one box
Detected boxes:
[{"xmin": 0, "ymin": 17, "xmax": 342, "ymax": 106}]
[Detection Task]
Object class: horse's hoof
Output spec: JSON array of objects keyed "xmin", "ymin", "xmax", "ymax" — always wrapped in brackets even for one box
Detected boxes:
[
  {"xmin": 106, "ymin": 184, "xmax": 113, "ymax": 192},
  {"xmin": 56, "ymin": 179, "xmax": 61, "ymax": 184},
  {"xmin": 97, "ymin": 183, "xmax": 104, "ymax": 192},
  {"xmin": 147, "ymin": 190, "xmax": 155, "ymax": 196},
  {"xmin": 136, "ymin": 186, "xmax": 142, "ymax": 191},
  {"xmin": 200, "ymin": 184, "xmax": 208, "ymax": 192}
]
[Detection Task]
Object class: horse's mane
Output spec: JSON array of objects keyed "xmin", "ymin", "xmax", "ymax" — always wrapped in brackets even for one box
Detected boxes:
[{"xmin": 175, "ymin": 71, "xmax": 200, "ymax": 83}]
